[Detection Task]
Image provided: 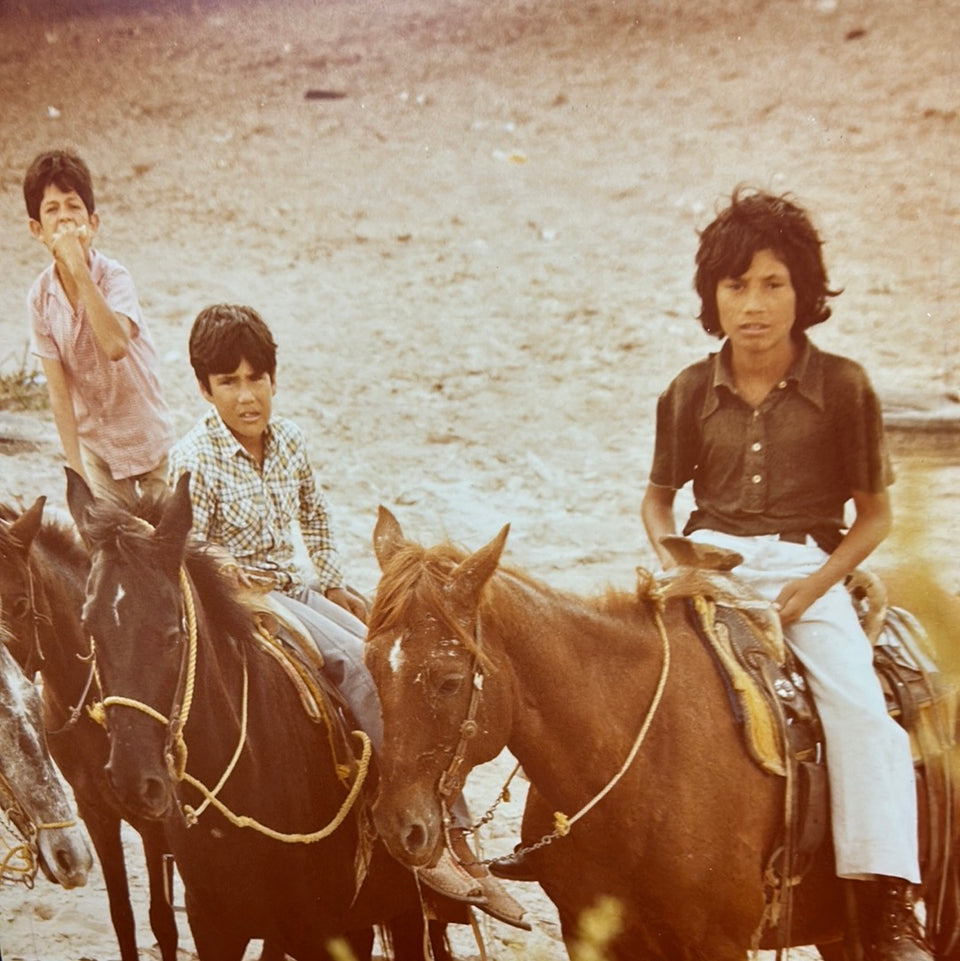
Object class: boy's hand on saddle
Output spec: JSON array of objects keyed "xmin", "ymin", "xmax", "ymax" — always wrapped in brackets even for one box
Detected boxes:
[
  {"xmin": 773, "ymin": 576, "xmax": 825, "ymax": 627},
  {"xmin": 325, "ymin": 586, "xmax": 369, "ymax": 625}
]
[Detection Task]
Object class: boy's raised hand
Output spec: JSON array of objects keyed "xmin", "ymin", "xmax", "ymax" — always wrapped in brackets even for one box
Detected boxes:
[{"xmin": 51, "ymin": 223, "xmax": 91, "ymax": 277}]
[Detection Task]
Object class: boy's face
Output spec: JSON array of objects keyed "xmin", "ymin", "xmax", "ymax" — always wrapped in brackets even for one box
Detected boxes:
[
  {"xmin": 29, "ymin": 183, "xmax": 98, "ymax": 256},
  {"xmin": 200, "ymin": 357, "xmax": 276, "ymax": 459},
  {"xmin": 716, "ymin": 248, "xmax": 796, "ymax": 358}
]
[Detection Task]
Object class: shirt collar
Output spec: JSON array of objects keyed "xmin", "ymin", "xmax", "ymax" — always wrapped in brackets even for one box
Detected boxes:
[
  {"xmin": 703, "ymin": 334, "xmax": 825, "ymax": 415},
  {"xmin": 205, "ymin": 408, "xmax": 274, "ymax": 462}
]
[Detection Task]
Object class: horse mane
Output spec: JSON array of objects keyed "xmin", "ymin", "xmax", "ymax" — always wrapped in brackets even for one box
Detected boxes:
[
  {"xmin": 370, "ymin": 536, "xmax": 644, "ymax": 658},
  {"xmin": 78, "ymin": 493, "xmax": 260, "ymax": 648}
]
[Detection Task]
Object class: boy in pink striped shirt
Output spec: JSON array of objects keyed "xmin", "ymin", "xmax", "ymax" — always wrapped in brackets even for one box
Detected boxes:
[{"xmin": 24, "ymin": 149, "xmax": 174, "ymax": 507}]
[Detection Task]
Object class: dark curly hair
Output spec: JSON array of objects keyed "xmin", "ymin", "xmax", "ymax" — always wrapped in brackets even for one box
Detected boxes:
[
  {"xmin": 694, "ymin": 187, "xmax": 841, "ymax": 337},
  {"xmin": 188, "ymin": 304, "xmax": 277, "ymax": 391}
]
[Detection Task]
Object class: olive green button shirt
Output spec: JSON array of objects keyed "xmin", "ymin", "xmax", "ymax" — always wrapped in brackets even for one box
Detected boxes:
[{"xmin": 649, "ymin": 336, "xmax": 893, "ymax": 554}]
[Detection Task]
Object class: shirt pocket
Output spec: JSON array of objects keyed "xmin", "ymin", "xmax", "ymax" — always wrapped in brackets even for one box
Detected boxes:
[{"xmin": 218, "ymin": 486, "xmax": 273, "ymax": 552}]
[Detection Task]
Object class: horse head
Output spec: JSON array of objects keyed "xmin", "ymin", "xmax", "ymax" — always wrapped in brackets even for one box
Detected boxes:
[
  {"xmin": 66, "ymin": 468, "xmax": 194, "ymax": 820},
  {"xmin": 0, "ymin": 497, "xmax": 49, "ymax": 677},
  {"xmin": 366, "ymin": 506, "xmax": 513, "ymax": 870},
  {"xmin": 0, "ymin": 639, "xmax": 92, "ymax": 888}
]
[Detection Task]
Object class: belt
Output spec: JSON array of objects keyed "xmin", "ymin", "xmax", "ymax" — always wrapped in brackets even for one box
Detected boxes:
[{"xmin": 778, "ymin": 531, "xmax": 809, "ymax": 544}]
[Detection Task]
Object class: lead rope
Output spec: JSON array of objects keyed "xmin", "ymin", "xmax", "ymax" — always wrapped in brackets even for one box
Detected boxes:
[
  {"xmin": 469, "ymin": 593, "xmax": 672, "ymax": 864},
  {"xmin": 549, "ymin": 596, "xmax": 671, "ymax": 838},
  {"xmin": 89, "ymin": 567, "xmax": 371, "ymax": 844}
]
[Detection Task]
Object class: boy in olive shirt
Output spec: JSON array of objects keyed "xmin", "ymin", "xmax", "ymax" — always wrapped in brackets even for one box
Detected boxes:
[{"xmin": 642, "ymin": 189, "xmax": 928, "ymax": 961}]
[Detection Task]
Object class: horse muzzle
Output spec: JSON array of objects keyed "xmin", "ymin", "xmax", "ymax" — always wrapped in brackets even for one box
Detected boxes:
[
  {"xmin": 372, "ymin": 795, "xmax": 444, "ymax": 868},
  {"xmin": 37, "ymin": 825, "xmax": 93, "ymax": 890}
]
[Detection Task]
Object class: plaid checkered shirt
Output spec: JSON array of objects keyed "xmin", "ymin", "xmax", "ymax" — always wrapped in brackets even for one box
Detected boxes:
[{"xmin": 168, "ymin": 409, "xmax": 346, "ymax": 594}]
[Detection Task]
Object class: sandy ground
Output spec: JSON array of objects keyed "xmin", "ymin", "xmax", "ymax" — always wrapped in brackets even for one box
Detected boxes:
[{"xmin": 0, "ymin": 0, "xmax": 958, "ymax": 958}]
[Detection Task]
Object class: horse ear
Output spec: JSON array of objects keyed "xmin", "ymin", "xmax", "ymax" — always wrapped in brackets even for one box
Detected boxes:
[
  {"xmin": 7, "ymin": 496, "xmax": 45, "ymax": 552},
  {"xmin": 447, "ymin": 524, "xmax": 510, "ymax": 613},
  {"xmin": 65, "ymin": 467, "xmax": 96, "ymax": 543},
  {"xmin": 154, "ymin": 473, "xmax": 193, "ymax": 559},
  {"xmin": 373, "ymin": 505, "xmax": 406, "ymax": 569}
]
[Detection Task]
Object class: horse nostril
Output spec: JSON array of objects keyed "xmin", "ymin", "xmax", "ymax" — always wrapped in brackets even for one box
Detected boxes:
[
  {"xmin": 141, "ymin": 776, "xmax": 168, "ymax": 810},
  {"xmin": 402, "ymin": 821, "xmax": 429, "ymax": 858}
]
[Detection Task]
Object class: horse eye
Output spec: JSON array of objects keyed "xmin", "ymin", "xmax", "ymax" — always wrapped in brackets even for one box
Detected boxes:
[
  {"xmin": 9, "ymin": 595, "xmax": 30, "ymax": 619},
  {"xmin": 436, "ymin": 674, "xmax": 465, "ymax": 697}
]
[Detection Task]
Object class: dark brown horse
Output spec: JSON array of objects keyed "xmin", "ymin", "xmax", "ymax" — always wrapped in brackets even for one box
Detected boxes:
[
  {"xmin": 65, "ymin": 470, "xmax": 455, "ymax": 961},
  {"xmin": 365, "ymin": 506, "xmax": 960, "ymax": 961},
  {"xmin": 0, "ymin": 497, "xmax": 179, "ymax": 961}
]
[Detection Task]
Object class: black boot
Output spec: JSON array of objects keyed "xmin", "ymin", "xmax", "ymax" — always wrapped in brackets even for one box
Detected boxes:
[
  {"xmin": 489, "ymin": 845, "xmax": 539, "ymax": 882},
  {"xmin": 861, "ymin": 878, "xmax": 932, "ymax": 961}
]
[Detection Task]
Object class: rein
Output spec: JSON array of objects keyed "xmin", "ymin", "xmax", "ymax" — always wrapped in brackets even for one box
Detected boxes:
[
  {"xmin": 18, "ymin": 559, "xmax": 96, "ymax": 738},
  {"xmin": 90, "ymin": 568, "xmax": 370, "ymax": 844},
  {"xmin": 441, "ymin": 591, "xmax": 673, "ymax": 857}
]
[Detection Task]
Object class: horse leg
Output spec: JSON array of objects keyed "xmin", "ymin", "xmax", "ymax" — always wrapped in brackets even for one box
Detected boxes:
[
  {"xmin": 185, "ymin": 891, "xmax": 249, "ymax": 961},
  {"xmin": 139, "ymin": 821, "xmax": 179, "ymax": 961},
  {"xmin": 79, "ymin": 806, "xmax": 140, "ymax": 961},
  {"xmin": 381, "ymin": 913, "xmax": 450, "ymax": 961}
]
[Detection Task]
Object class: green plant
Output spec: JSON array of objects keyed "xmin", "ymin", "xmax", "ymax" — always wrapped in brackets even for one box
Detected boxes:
[{"xmin": 0, "ymin": 345, "xmax": 48, "ymax": 411}]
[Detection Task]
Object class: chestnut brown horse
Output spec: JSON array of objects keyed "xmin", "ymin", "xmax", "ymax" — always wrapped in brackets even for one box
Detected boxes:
[
  {"xmin": 0, "ymin": 497, "xmax": 179, "ymax": 960},
  {"xmin": 366, "ymin": 506, "xmax": 960, "ymax": 961},
  {"xmin": 0, "ymin": 632, "xmax": 91, "ymax": 889},
  {"xmin": 65, "ymin": 470, "xmax": 454, "ymax": 961}
]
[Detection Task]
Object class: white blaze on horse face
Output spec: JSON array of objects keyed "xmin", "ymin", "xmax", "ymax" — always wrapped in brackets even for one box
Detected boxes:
[
  {"xmin": 111, "ymin": 582, "xmax": 125, "ymax": 626},
  {"xmin": 388, "ymin": 635, "xmax": 404, "ymax": 674}
]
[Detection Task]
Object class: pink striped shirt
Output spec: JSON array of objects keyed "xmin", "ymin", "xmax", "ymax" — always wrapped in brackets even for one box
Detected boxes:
[{"xmin": 28, "ymin": 249, "xmax": 175, "ymax": 480}]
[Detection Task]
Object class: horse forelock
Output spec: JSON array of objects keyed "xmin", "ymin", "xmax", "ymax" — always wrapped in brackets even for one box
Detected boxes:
[{"xmin": 370, "ymin": 541, "xmax": 480, "ymax": 654}]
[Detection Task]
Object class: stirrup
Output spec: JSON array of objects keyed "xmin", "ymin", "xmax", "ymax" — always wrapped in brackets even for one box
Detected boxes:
[
  {"xmin": 416, "ymin": 847, "xmax": 486, "ymax": 904},
  {"xmin": 475, "ymin": 874, "xmax": 533, "ymax": 931}
]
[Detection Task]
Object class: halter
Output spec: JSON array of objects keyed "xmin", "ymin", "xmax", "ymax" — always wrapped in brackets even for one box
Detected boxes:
[
  {"xmin": 0, "ymin": 745, "xmax": 77, "ymax": 887},
  {"xmin": 22, "ymin": 564, "xmax": 49, "ymax": 674},
  {"xmin": 90, "ymin": 567, "xmax": 197, "ymax": 785},
  {"xmin": 436, "ymin": 621, "xmax": 485, "ymax": 805},
  {"xmin": 89, "ymin": 567, "xmax": 371, "ymax": 844},
  {"xmin": 11, "ymin": 558, "xmax": 96, "ymax": 738}
]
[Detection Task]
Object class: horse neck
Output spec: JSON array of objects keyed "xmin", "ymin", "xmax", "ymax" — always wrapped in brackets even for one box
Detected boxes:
[
  {"xmin": 29, "ymin": 538, "xmax": 90, "ymax": 696},
  {"xmin": 482, "ymin": 573, "xmax": 663, "ymax": 795}
]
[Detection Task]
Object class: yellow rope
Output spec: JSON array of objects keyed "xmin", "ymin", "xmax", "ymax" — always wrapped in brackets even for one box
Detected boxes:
[
  {"xmin": 181, "ymin": 655, "xmax": 250, "ymax": 824},
  {"xmin": 177, "ymin": 568, "xmax": 198, "ymax": 725},
  {"xmin": 180, "ymin": 729, "xmax": 373, "ymax": 843},
  {"xmin": 100, "ymin": 695, "xmax": 169, "ymax": 726},
  {"xmin": 88, "ymin": 567, "xmax": 371, "ymax": 844},
  {"xmin": 551, "ymin": 597, "xmax": 671, "ymax": 836},
  {"xmin": 0, "ymin": 842, "xmax": 35, "ymax": 885}
]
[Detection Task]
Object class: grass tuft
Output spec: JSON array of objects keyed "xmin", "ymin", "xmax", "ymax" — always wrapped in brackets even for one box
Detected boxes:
[{"xmin": 0, "ymin": 346, "xmax": 48, "ymax": 411}]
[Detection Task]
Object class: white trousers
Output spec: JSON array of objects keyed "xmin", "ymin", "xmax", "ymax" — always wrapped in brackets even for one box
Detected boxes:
[{"xmin": 688, "ymin": 531, "xmax": 920, "ymax": 882}]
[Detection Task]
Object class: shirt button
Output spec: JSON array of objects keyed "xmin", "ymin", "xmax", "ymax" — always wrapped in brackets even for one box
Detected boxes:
[
  {"xmin": 753, "ymin": 410, "xmax": 760, "ymax": 418},
  {"xmin": 751, "ymin": 442, "xmax": 762, "ymax": 452},
  {"xmin": 752, "ymin": 474, "xmax": 762, "ymax": 484},
  {"xmin": 778, "ymin": 380, "xmax": 787, "ymax": 389}
]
